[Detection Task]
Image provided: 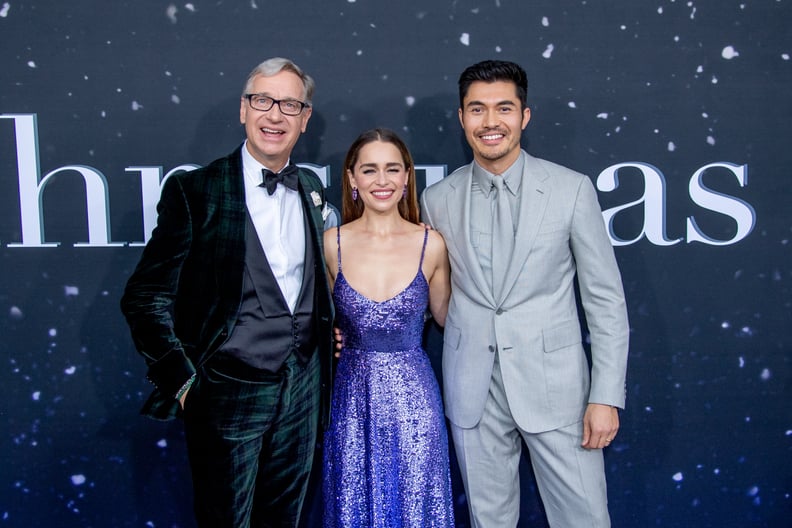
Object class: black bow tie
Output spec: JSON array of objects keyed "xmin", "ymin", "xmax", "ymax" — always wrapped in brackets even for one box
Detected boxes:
[{"xmin": 261, "ymin": 164, "xmax": 299, "ymax": 195}]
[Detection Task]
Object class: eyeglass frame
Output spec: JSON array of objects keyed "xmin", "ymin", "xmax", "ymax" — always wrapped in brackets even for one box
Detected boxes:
[{"xmin": 243, "ymin": 93, "xmax": 310, "ymax": 116}]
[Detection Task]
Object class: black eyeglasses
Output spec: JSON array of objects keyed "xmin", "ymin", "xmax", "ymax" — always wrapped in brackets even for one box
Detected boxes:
[{"xmin": 244, "ymin": 94, "xmax": 309, "ymax": 116}]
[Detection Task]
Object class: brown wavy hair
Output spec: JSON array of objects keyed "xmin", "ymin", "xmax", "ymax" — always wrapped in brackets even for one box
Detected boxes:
[{"xmin": 341, "ymin": 128, "xmax": 420, "ymax": 224}]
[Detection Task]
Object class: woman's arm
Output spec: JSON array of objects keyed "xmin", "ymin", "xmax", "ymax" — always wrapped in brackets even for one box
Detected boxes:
[
  {"xmin": 323, "ymin": 228, "xmax": 343, "ymax": 355},
  {"xmin": 425, "ymin": 229, "xmax": 451, "ymax": 327},
  {"xmin": 323, "ymin": 228, "xmax": 338, "ymax": 291}
]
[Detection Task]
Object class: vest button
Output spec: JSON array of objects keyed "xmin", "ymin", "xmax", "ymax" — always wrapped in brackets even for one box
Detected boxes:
[{"xmin": 488, "ymin": 345, "xmax": 495, "ymax": 353}]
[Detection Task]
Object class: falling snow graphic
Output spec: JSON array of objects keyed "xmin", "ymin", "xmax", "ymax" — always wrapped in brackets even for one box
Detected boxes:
[{"xmin": 1, "ymin": 1, "xmax": 790, "ymax": 527}]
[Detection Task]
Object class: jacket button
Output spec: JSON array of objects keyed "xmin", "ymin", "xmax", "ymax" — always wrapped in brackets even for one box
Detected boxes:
[
  {"xmin": 488, "ymin": 345, "xmax": 495, "ymax": 353},
  {"xmin": 495, "ymin": 308, "xmax": 504, "ymax": 315}
]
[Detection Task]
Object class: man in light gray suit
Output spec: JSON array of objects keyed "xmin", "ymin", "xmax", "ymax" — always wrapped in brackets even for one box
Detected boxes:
[{"xmin": 421, "ymin": 60, "xmax": 629, "ymax": 527}]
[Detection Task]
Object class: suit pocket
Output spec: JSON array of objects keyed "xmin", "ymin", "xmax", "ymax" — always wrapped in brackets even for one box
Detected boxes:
[
  {"xmin": 542, "ymin": 320, "xmax": 582, "ymax": 352},
  {"xmin": 470, "ymin": 229, "xmax": 491, "ymax": 250}
]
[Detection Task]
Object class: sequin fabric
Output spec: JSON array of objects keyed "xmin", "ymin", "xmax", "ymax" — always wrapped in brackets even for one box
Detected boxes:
[{"xmin": 322, "ymin": 229, "xmax": 454, "ymax": 527}]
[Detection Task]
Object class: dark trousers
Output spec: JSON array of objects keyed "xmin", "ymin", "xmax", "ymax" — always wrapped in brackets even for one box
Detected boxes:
[{"xmin": 183, "ymin": 351, "xmax": 320, "ymax": 528}]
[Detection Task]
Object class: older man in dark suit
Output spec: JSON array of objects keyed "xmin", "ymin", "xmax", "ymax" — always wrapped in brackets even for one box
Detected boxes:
[{"xmin": 121, "ymin": 57, "xmax": 334, "ymax": 528}]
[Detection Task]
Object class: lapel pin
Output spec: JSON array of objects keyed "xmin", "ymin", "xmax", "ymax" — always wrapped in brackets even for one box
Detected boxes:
[{"xmin": 310, "ymin": 191, "xmax": 322, "ymax": 207}]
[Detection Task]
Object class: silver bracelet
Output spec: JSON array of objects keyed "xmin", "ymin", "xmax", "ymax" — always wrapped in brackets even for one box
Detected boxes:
[{"xmin": 175, "ymin": 373, "xmax": 196, "ymax": 400}]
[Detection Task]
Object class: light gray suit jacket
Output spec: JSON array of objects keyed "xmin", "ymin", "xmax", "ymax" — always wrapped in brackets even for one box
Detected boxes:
[{"xmin": 421, "ymin": 150, "xmax": 629, "ymax": 433}]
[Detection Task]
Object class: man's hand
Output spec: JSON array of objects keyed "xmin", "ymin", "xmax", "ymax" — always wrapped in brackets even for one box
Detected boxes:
[{"xmin": 581, "ymin": 403, "xmax": 619, "ymax": 450}]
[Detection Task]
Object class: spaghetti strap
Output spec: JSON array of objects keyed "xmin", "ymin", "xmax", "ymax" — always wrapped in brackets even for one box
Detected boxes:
[
  {"xmin": 418, "ymin": 227, "xmax": 429, "ymax": 271},
  {"xmin": 336, "ymin": 225, "xmax": 342, "ymax": 273}
]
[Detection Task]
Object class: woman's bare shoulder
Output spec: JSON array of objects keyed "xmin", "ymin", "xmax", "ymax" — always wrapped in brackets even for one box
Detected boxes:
[
  {"xmin": 425, "ymin": 227, "xmax": 447, "ymax": 250},
  {"xmin": 322, "ymin": 227, "xmax": 337, "ymax": 245}
]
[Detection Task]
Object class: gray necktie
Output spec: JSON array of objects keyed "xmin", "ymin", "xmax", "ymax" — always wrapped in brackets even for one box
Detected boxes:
[{"xmin": 492, "ymin": 177, "xmax": 514, "ymax": 299}]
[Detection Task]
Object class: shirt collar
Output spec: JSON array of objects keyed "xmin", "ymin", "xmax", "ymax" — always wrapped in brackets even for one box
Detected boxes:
[
  {"xmin": 241, "ymin": 140, "xmax": 292, "ymax": 189},
  {"xmin": 472, "ymin": 151, "xmax": 524, "ymax": 198}
]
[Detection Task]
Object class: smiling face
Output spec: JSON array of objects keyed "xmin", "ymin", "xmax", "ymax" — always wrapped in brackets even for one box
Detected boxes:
[
  {"xmin": 348, "ymin": 140, "xmax": 409, "ymax": 216},
  {"xmin": 458, "ymin": 80, "xmax": 531, "ymax": 175},
  {"xmin": 240, "ymin": 70, "xmax": 312, "ymax": 170}
]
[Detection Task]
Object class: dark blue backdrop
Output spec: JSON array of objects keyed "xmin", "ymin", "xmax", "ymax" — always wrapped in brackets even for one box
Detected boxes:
[{"xmin": 2, "ymin": 1, "xmax": 790, "ymax": 526}]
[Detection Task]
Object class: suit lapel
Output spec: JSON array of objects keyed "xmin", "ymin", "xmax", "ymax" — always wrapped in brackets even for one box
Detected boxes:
[
  {"xmin": 296, "ymin": 170, "xmax": 334, "ymax": 318},
  {"xmin": 215, "ymin": 148, "xmax": 247, "ymax": 332},
  {"xmin": 297, "ymin": 170, "xmax": 325, "ymax": 252},
  {"xmin": 497, "ymin": 152, "xmax": 550, "ymax": 305},
  {"xmin": 445, "ymin": 167, "xmax": 496, "ymax": 306}
]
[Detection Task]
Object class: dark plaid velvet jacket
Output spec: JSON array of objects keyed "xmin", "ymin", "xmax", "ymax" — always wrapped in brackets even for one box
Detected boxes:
[{"xmin": 121, "ymin": 145, "xmax": 334, "ymax": 421}]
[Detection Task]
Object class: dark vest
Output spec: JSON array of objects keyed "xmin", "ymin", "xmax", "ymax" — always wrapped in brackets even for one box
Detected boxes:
[{"xmin": 217, "ymin": 209, "xmax": 317, "ymax": 372}]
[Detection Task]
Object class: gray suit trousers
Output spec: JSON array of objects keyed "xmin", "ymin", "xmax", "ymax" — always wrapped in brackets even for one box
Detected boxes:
[{"xmin": 450, "ymin": 353, "xmax": 610, "ymax": 528}]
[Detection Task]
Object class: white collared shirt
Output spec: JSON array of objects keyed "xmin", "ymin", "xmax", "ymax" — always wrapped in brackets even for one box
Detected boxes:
[{"xmin": 241, "ymin": 141, "xmax": 306, "ymax": 313}]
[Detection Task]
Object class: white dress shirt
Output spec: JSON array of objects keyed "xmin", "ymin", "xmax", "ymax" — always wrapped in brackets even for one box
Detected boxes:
[{"xmin": 241, "ymin": 141, "xmax": 306, "ymax": 313}]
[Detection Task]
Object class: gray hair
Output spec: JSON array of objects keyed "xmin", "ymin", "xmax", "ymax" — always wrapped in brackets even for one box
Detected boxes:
[{"xmin": 242, "ymin": 57, "xmax": 315, "ymax": 104}]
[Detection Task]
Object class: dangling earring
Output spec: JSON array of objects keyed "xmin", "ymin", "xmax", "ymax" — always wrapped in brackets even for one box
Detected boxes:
[
  {"xmin": 352, "ymin": 187, "xmax": 358, "ymax": 201},
  {"xmin": 402, "ymin": 185, "xmax": 407, "ymax": 199}
]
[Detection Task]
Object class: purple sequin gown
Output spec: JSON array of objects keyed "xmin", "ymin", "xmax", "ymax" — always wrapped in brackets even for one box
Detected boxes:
[{"xmin": 323, "ymin": 228, "xmax": 454, "ymax": 527}]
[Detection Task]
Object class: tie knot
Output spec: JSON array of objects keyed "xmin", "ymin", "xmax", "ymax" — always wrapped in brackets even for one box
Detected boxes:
[
  {"xmin": 261, "ymin": 165, "xmax": 299, "ymax": 195},
  {"xmin": 492, "ymin": 176, "xmax": 506, "ymax": 193}
]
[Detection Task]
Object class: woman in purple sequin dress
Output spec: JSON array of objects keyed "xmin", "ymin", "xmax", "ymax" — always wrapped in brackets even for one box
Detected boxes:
[{"xmin": 322, "ymin": 129, "xmax": 455, "ymax": 527}]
